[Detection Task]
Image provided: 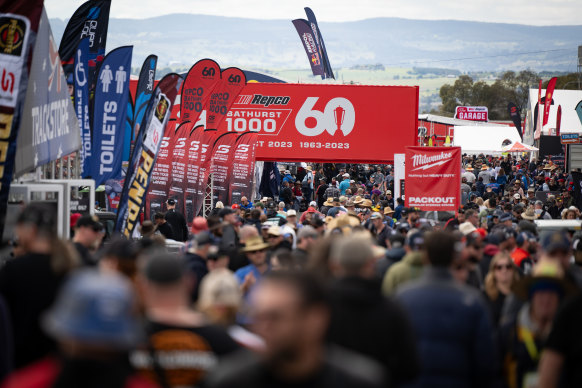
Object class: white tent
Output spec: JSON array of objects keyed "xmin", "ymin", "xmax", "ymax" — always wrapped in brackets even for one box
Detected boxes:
[{"xmin": 453, "ymin": 125, "xmax": 522, "ymax": 155}]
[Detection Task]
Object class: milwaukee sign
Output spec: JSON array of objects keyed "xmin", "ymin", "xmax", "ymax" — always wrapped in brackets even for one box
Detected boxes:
[
  {"xmin": 455, "ymin": 106, "xmax": 488, "ymax": 122},
  {"xmin": 405, "ymin": 146, "xmax": 461, "ymax": 212}
]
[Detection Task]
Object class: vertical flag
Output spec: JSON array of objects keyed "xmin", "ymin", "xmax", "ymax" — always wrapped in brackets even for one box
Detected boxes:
[
  {"xmin": 193, "ymin": 129, "xmax": 217, "ymax": 218},
  {"xmin": 259, "ymin": 162, "xmax": 281, "ymax": 199},
  {"xmin": 507, "ymin": 102, "xmax": 523, "ymax": 140},
  {"xmin": 556, "ymin": 105, "xmax": 562, "ymax": 137},
  {"xmin": 181, "ymin": 58, "xmax": 220, "ymax": 128},
  {"xmin": 304, "ymin": 7, "xmax": 334, "ymax": 79},
  {"xmin": 572, "ymin": 171, "xmax": 582, "ymax": 210},
  {"xmin": 534, "ymin": 79, "xmax": 542, "ymax": 140},
  {"xmin": 205, "ymin": 67, "xmax": 246, "ymax": 130},
  {"xmin": 74, "ymin": 38, "xmax": 91, "ymax": 175},
  {"xmin": 182, "ymin": 127, "xmax": 214, "ymax": 223},
  {"xmin": 0, "ymin": 0, "xmax": 43, "ymax": 237},
  {"xmin": 115, "ymin": 73, "xmax": 182, "ymax": 237},
  {"xmin": 292, "ymin": 19, "xmax": 326, "ymax": 78},
  {"xmin": 58, "ymin": 0, "xmax": 111, "ymax": 88},
  {"xmin": 123, "ymin": 95, "xmax": 134, "ymax": 162},
  {"xmin": 543, "ymin": 77, "xmax": 557, "ymax": 127},
  {"xmin": 132, "ymin": 55, "xmax": 157, "ymax": 142},
  {"xmin": 15, "ymin": 8, "xmax": 82, "ymax": 176},
  {"xmin": 168, "ymin": 121, "xmax": 195, "ymax": 213},
  {"xmin": 228, "ymin": 132, "xmax": 258, "ymax": 204},
  {"xmin": 91, "ymin": 46, "xmax": 132, "ymax": 185},
  {"xmin": 209, "ymin": 132, "xmax": 237, "ymax": 205}
]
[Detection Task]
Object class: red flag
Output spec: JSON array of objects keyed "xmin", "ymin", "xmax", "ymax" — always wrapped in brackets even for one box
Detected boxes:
[
  {"xmin": 556, "ymin": 105, "xmax": 562, "ymax": 137},
  {"xmin": 168, "ymin": 121, "xmax": 196, "ymax": 211},
  {"xmin": 405, "ymin": 147, "xmax": 461, "ymax": 212},
  {"xmin": 228, "ymin": 132, "xmax": 259, "ymax": 204},
  {"xmin": 209, "ymin": 132, "xmax": 238, "ymax": 205},
  {"xmin": 192, "ymin": 129, "xmax": 218, "ymax": 218},
  {"xmin": 543, "ymin": 77, "xmax": 557, "ymax": 126},
  {"xmin": 535, "ymin": 79, "xmax": 543, "ymax": 140},
  {"xmin": 205, "ymin": 68, "xmax": 246, "ymax": 130},
  {"xmin": 180, "ymin": 59, "xmax": 221, "ymax": 126}
]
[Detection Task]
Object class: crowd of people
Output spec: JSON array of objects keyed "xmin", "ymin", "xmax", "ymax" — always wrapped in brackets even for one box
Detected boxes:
[{"xmin": 1, "ymin": 155, "xmax": 582, "ymax": 388}]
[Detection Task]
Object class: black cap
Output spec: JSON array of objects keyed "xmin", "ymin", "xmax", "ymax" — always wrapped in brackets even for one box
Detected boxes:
[
  {"xmin": 143, "ymin": 254, "xmax": 186, "ymax": 285},
  {"xmin": 166, "ymin": 198, "xmax": 176, "ymax": 206},
  {"xmin": 75, "ymin": 215, "xmax": 103, "ymax": 231}
]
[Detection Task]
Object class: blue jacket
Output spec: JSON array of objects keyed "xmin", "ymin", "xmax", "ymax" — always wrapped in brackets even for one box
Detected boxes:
[{"xmin": 396, "ymin": 268, "xmax": 497, "ymax": 388}]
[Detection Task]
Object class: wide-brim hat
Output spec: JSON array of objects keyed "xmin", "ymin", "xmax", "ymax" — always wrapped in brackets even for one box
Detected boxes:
[
  {"xmin": 353, "ymin": 195, "xmax": 364, "ymax": 204},
  {"xmin": 323, "ymin": 197, "xmax": 334, "ymax": 206},
  {"xmin": 481, "ymin": 166, "xmax": 489, "ymax": 171},
  {"xmin": 521, "ymin": 208, "xmax": 538, "ymax": 221},
  {"xmin": 513, "ymin": 259, "xmax": 577, "ymax": 301},
  {"xmin": 384, "ymin": 207, "xmax": 395, "ymax": 216},
  {"xmin": 242, "ymin": 236, "xmax": 270, "ymax": 252},
  {"xmin": 306, "ymin": 166, "xmax": 313, "ymax": 171},
  {"xmin": 465, "ymin": 166, "xmax": 474, "ymax": 171},
  {"xmin": 361, "ymin": 199, "xmax": 373, "ymax": 208}
]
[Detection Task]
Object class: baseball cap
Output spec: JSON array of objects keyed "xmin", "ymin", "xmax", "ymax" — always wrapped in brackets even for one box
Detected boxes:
[
  {"xmin": 143, "ymin": 253, "xmax": 187, "ymax": 285},
  {"xmin": 43, "ymin": 270, "xmax": 140, "ymax": 349},
  {"xmin": 406, "ymin": 232, "xmax": 424, "ymax": 250},
  {"xmin": 541, "ymin": 230, "xmax": 571, "ymax": 253},
  {"xmin": 499, "ymin": 213, "xmax": 512, "ymax": 222},
  {"xmin": 286, "ymin": 209, "xmax": 297, "ymax": 217},
  {"xmin": 516, "ymin": 231, "xmax": 535, "ymax": 246},
  {"xmin": 309, "ymin": 201, "xmax": 317, "ymax": 207},
  {"xmin": 190, "ymin": 217, "xmax": 209, "ymax": 235},
  {"xmin": 307, "ymin": 207, "xmax": 317, "ymax": 213},
  {"xmin": 342, "ymin": 173, "xmax": 350, "ymax": 178},
  {"xmin": 513, "ymin": 193, "xmax": 521, "ymax": 199},
  {"xmin": 231, "ymin": 204, "xmax": 240, "ymax": 209},
  {"xmin": 370, "ymin": 212, "xmax": 383, "ymax": 220},
  {"xmin": 166, "ymin": 198, "xmax": 176, "ymax": 206},
  {"xmin": 195, "ymin": 231, "xmax": 213, "ymax": 246}
]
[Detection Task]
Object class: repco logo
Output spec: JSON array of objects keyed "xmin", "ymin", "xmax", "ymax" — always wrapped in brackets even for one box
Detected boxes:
[
  {"xmin": 295, "ymin": 97, "xmax": 355, "ymax": 137},
  {"xmin": 409, "ymin": 197, "xmax": 455, "ymax": 204},
  {"xmin": 251, "ymin": 94, "xmax": 290, "ymax": 107}
]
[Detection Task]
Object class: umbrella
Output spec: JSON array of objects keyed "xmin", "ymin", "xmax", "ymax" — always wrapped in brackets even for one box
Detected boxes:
[{"xmin": 501, "ymin": 141, "xmax": 539, "ymax": 153}]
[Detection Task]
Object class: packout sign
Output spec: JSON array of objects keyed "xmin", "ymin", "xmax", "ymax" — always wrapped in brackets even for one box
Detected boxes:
[
  {"xmin": 217, "ymin": 83, "xmax": 418, "ymax": 163},
  {"xmin": 455, "ymin": 106, "xmax": 488, "ymax": 122},
  {"xmin": 405, "ymin": 147, "xmax": 461, "ymax": 212}
]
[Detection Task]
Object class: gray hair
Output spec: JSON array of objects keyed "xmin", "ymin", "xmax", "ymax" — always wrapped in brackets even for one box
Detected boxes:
[{"xmin": 330, "ymin": 232, "xmax": 375, "ymax": 275}]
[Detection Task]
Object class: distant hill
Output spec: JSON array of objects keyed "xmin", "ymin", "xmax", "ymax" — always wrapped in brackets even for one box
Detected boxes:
[{"xmin": 49, "ymin": 14, "xmax": 582, "ymax": 72}]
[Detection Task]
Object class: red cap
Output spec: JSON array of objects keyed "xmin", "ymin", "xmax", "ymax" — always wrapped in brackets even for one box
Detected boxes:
[
  {"xmin": 190, "ymin": 217, "xmax": 208, "ymax": 235},
  {"xmin": 70, "ymin": 213, "xmax": 82, "ymax": 228},
  {"xmin": 545, "ymin": 177, "xmax": 550, "ymax": 181},
  {"xmin": 231, "ymin": 204, "xmax": 240, "ymax": 209},
  {"xmin": 307, "ymin": 207, "xmax": 317, "ymax": 213}
]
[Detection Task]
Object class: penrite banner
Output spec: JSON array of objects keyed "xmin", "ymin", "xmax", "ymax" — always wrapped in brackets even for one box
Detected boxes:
[
  {"xmin": 58, "ymin": 0, "xmax": 111, "ymax": 87},
  {"xmin": 167, "ymin": 121, "xmax": 195, "ymax": 214},
  {"xmin": 183, "ymin": 128, "xmax": 216, "ymax": 223},
  {"xmin": 205, "ymin": 67, "xmax": 246, "ymax": 130},
  {"xmin": 304, "ymin": 7, "xmax": 334, "ymax": 79},
  {"xmin": 507, "ymin": 102, "xmax": 523, "ymax": 140},
  {"xmin": 405, "ymin": 147, "xmax": 461, "ymax": 212},
  {"xmin": 209, "ymin": 132, "xmax": 237, "ymax": 205},
  {"xmin": 91, "ymin": 46, "xmax": 132, "ymax": 185},
  {"xmin": 217, "ymin": 83, "xmax": 418, "ymax": 163},
  {"xmin": 15, "ymin": 8, "xmax": 82, "ymax": 176},
  {"xmin": 292, "ymin": 19, "xmax": 325, "ymax": 78},
  {"xmin": 0, "ymin": 0, "xmax": 43, "ymax": 237},
  {"xmin": 115, "ymin": 73, "xmax": 182, "ymax": 237},
  {"xmin": 181, "ymin": 58, "xmax": 220, "ymax": 126},
  {"xmin": 543, "ymin": 77, "xmax": 557, "ymax": 127},
  {"xmin": 228, "ymin": 132, "xmax": 258, "ymax": 205}
]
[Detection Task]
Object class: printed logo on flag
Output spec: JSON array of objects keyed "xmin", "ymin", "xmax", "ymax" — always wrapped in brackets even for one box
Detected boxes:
[
  {"xmin": 155, "ymin": 98, "xmax": 168, "ymax": 121},
  {"xmin": 0, "ymin": 17, "xmax": 27, "ymax": 56}
]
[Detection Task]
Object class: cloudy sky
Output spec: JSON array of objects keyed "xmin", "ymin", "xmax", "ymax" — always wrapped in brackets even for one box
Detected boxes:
[{"xmin": 45, "ymin": 0, "xmax": 580, "ymax": 25}]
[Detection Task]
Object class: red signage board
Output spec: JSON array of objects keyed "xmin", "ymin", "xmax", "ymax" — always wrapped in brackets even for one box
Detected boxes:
[
  {"xmin": 455, "ymin": 106, "xmax": 488, "ymax": 122},
  {"xmin": 215, "ymin": 83, "xmax": 418, "ymax": 163},
  {"xmin": 405, "ymin": 146, "xmax": 461, "ymax": 212}
]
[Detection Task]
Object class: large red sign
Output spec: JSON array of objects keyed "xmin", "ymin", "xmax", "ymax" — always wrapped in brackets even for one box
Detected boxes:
[
  {"xmin": 454, "ymin": 106, "xmax": 488, "ymax": 122},
  {"xmin": 215, "ymin": 83, "xmax": 418, "ymax": 163},
  {"xmin": 405, "ymin": 146, "xmax": 461, "ymax": 212}
]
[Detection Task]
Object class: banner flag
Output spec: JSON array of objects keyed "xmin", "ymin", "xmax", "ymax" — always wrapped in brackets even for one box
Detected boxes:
[
  {"xmin": 292, "ymin": 19, "xmax": 326, "ymax": 78},
  {"xmin": 115, "ymin": 73, "xmax": 182, "ymax": 237},
  {"xmin": 507, "ymin": 102, "xmax": 522, "ymax": 140},
  {"xmin": 259, "ymin": 162, "xmax": 281, "ymax": 198},
  {"xmin": 0, "ymin": 0, "xmax": 43, "ymax": 237},
  {"xmin": 405, "ymin": 147, "xmax": 461, "ymax": 212},
  {"xmin": 90, "ymin": 45, "xmax": 132, "ymax": 185},
  {"xmin": 123, "ymin": 96, "xmax": 134, "ymax": 162},
  {"xmin": 182, "ymin": 127, "xmax": 211, "ymax": 223},
  {"xmin": 572, "ymin": 171, "xmax": 582, "ymax": 211},
  {"xmin": 556, "ymin": 105, "xmax": 562, "ymax": 137},
  {"xmin": 543, "ymin": 77, "xmax": 557, "ymax": 127},
  {"xmin": 228, "ymin": 132, "xmax": 258, "ymax": 204},
  {"xmin": 181, "ymin": 58, "xmax": 221, "ymax": 127},
  {"xmin": 73, "ymin": 38, "xmax": 91, "ymax": 175},
  {"xmin": 209, "ymin": 132, "xmax": 237, "ymax": 205},
  {"xmin": 58, "ymin": 0, "xmax": 111, "ymax": 88},
  {"xmin": 132, "ymin": 55, "xmax": 157, "ymax": 142},
  {"xmin": 15, "ymin": 8, "xmax": 82, "ymax": 176},
  {"xmin": 534, "ymin": 79, "xmax": 543, "ymax": 140},
  {"xmin": 304, "ymin": 7, "xmax": 334, "ymax": 79},
  {"xmin": 167, "ymin": 121, "xmax": 195, "ymax": 214},
  {"xmin": 205, "ymin": 67, "xmax": 246, "ymax": 130}
]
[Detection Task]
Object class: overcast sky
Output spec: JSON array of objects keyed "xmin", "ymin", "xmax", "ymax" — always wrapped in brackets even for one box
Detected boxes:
[{"xmin": 45, "ymin": 0, "xmax": 581, "ymax": 26}]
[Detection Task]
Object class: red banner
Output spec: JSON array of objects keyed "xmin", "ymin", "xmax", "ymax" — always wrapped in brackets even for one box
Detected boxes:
[
  {"xmin": 168, "ymin": 121, "xmax": 196, "ymax": 211},
  {"xmin": 405, "ymin": 146, "xmax": 461, "ymax": 212},
  {"xmin": 206, "ymin": 67, "xmax": 246, "ymax": 129},
  {"xmin": 210, "ymin": 132, "xmax": 237, "ymax": 205},
  {"xmin": 556, "ymin": 105, "xmax": 562, "ymax": 137},
  {"xmin": 216, "ymin": 83, "xmax": 418, "ymax": 163},
  {"xmin": 181, "ymin": 59, "xmax": 221, "ymax": 125},
  {"xmin": 144, "ymin": 121, "xmax": 174, "ymax": 221},
  {"xmin": 229, "ymin": 132, "xmax": 258, "ymax": 204},
  {"xmin": 543, "ymin": 77, "xmax": 557, "ymax": 127},
  {"xmin": 185, "ymin": 128, "xmax": 217, "ymax": 220}
]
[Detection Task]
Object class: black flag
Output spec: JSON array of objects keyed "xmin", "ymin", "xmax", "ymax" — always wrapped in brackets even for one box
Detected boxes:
[
  {"xmin": 304, "ymin": 7, "xmax": 334, "ymax": 80},
  {"xmin": 507, "ymin": 102, "xmax": 522, "ymax": 140}
]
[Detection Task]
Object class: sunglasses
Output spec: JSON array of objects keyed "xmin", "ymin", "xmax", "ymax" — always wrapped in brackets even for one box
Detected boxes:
[
  {"xmin": 267, "ymin": 235, "xmax": 279, "ymax": 239},
  {"xmin": 249, "ymin": 249, "xmax": 266, "ymax": 254},
  {"xmin": 494, "ymin": 264, "xmax": 513, "ymax": 271}
]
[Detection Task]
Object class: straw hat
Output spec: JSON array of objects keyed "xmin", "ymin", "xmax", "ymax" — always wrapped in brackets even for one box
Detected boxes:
[
  {"xmin": 323, "ymin": 197, "xmax": 334, "ymax": 206},
  {"xmin": 361, "ymin": 199, "xmax": 373, "ymax": 208},
  {"xmin": 521, "ymin": 207, "xmax": 538, "ymax": 221},
  {"xmin": 353, "ymin": 195, "xmax": 364, "ymax": 205},
  {"xmin": 384, "ymin": 207, "xmax": 395, "ymax": 216},
  {"xmin": 481, "ymin": 165, "xmax": 489, "ymax": 171},
  {"xmin": 241, "ymin": 236, "xmax": 270, "ymax": 253},
  {"xmin": 306, "ymin": 166, "xmax": 313, "ymax": 171},
  {"xmin": 465, "ymin": 166, "xmax": 474, "ymax": 171},
  {"xmin": 326, "ymin": 214, "xmax": 361, "ymax": 232}
]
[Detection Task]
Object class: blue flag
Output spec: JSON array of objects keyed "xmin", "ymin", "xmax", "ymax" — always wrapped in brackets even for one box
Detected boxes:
[
  {"xmin": 304, "ymin": 7, "xmax": 334, "ymax": 80},
  {"xmin": 123, "ymin": 98, "xmax": 134, "ymax": 163},
  {"xmin": 292, "ymin": 19, "xmax": 326, "ymax": 78},
  {"xmin": 132, "ymin": 55, "xmax": 157, "ymax": 147},
  {"xmin": 74, "ymin": 37, "xmax": 91, "ymax": 175},
  {"xmin": 91, "ymin": 46, "xmax": 133, "ymax": 185}
]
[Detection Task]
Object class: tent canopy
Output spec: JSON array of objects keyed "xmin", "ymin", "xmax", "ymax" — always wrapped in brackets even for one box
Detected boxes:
[
  {"xmin": 453, "ymin": 126, "xmax": 522, "ymax": 155},
  {"xmin": 502, "ymin": 141, "xmax": 538, "ymax": 153}
]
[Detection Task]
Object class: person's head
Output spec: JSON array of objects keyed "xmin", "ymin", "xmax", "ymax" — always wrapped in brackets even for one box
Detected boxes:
[
  {"xmin": 540, "ymin": 230, "xmax": 572, "ymax": 269},
  {"xmin": 297, "ymin": 226, "xmax": 318, "ymax": 251},
  {"xmin": 192, "ymin": 231, "xmax": 214, "ymax": 258},
  {"xmin": 484, "ymin": 252, "xmax": 518, "ymax": 300},
  {"xmin": 239, "ymin": 225, "xmax": 259, "ymax": 245},
  {"xmin": 370, "ymin": 212, "xmax": 384, "ymax": 230},
  {"xmin": 251, "ymin": 271, "xmax": 329, "ymax": 364},
  {"xmin": 329, "ymin": 232, "xmax": 376, "ymax": 278},
  {"xmin": 407, "ymin": 208, "xmax": 419, "ymax": 226},
  {"xmin": 423, "ymin": 230, "xmax": 459, "ymax": 268},
  {"xmin": 153, "ymin": 212, "xmax": 166, "ymax": 225},
  {"xmin": 197, "ymin": 268, "xmax": 241, "ymax": 326},
  {"xmin": 464, "ymin": 209, "xmax": 478, "ymax": 227},
  {"xmin": 74, "ymin": 214, "xmax": 105, "ymax": 249},
  {"xmin": 219, "ymin": 208, "xmax": 236, "ymax": 225},
  {"xmin": 166, "ymin": 198, "xmax": 176, "ymax": 210},
  {"xmin": 243, "ymin": 236, "xmax": 270, "ymax": 267},
  {"xmin": 565, "ymin": 209, "xmax": 577, "ymax": 220},
  {"xmin": 286, "ymin": 209, "xmax": 297, "ymax": 225},
  {"xmin": 266, "ymin": 226, "xmax": 283, "ymax": 247},
  {"xmin": 15, "ymin": 203, "xmax": 58, "ymax": 254},
  {"xmin": 98, "ymin": 238, "xmax": 138, "ymax": 280},
  {"xmin": 241, "ymin": 196, "xmax": 249, "ymax": 205},
  {"xmin": 271, "ymin": 248, "xmax": 295, "ymax": 271},
  {"xmin": 138, "ymin": 253, "xmax": 192, "ymax": 310}
]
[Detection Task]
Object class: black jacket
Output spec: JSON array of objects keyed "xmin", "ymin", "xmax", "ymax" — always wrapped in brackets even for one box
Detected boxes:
[
  {"xmin": 328, "ymin": 277, "xmax": 420, "ymax": 387},
  {"xmin": 165, "ymin": 209, "xmax": 188, "ymax": 241},
  {"xmin": 157, "ymin": 221, "xmax": 174, "ymax": 240}
]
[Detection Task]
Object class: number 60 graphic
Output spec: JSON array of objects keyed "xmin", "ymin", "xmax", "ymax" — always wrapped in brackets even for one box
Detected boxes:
[{"xmin": 295, "ymin": 97, "xmax": 355, "ymax": 137}]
